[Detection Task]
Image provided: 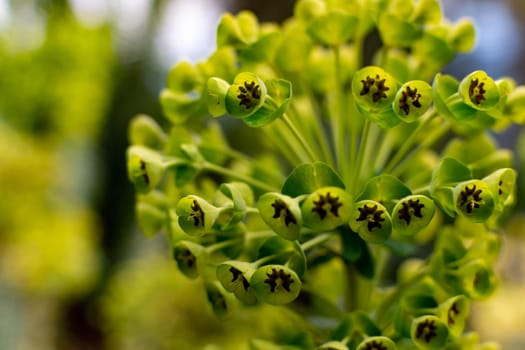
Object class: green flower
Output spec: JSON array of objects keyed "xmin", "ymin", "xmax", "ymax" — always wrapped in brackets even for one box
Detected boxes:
[
  {"xmin": 458, "ymin": 70, "xmax": 500, "ymax": 111},
  {"xmin": 126, "ymin": 146, "xmax": 166, "ymax": 194},
  {"xmin": 356, "ymin": 336, "xmax": 396, "ymax": 350},
  {"xmin": 352, "ymin": 66, "xmax": 398, "ymax": 113},
  {"xmin": 392, "ymin": 195, "xmax": 436, "ymax": 237},
  {"xmin": 350, "ymin": 200, "xmax": 392, "ymax": 244},
  {"xmin": 225, "ymin": 72, "xmax": 267, "ymax": 118},
  {"xmin": 410, "ymin": 315, "xmax": 449, "ymax": 349},
  {"xmin": 175, "ymin": 195, "xmax": 220, "ymax": 236},
  {"xmin": 251, "ymin": 264, "xmax": 302, "ymax": 305},
  {"xmin": 172, "ymin": 240, "xmax": 206, "ymax": 279},
  {"xmin": 453, "ymin": 180, "xmax": 495, "ymax": 223},
  {"xmin": 216, "ymin": 261, "xmax": 257, "ymax": 305},
  {"xmin": 439, "ymin": 295, "xmax": 470, "ymax": 337},
  {"xmin": 301, "ymin": 187, "xmax": 352, "ymax": 231},
  {"xmin": 393, "ymin": 80, "xmax": 433, "ymax": 122},
  {"xmin": 257, "ymin": 192, "xmax": 303, "ymax": 240}
]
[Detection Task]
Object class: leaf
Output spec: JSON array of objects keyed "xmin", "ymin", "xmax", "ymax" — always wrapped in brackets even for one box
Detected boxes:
[
  {"xmin": 356, "ymin": 174, "xmax": 411, "ymax": 211},
  {"xmin": 282, "ymin": 162, "xmax": 345, "ymax": 197},
  {"xmin": 307, "ymin": 10, "xmax": 359, "ymax": 46}
]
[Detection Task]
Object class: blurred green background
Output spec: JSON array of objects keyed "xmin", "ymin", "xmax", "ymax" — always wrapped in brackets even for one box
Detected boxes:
[{"xmin": 0, "ymin": 0, "xmax": 524, "ymax": 349}]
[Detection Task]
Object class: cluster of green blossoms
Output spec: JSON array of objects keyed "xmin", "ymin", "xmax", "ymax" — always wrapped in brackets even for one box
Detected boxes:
[{"xmin": 127, "ymin": 0, "xmax": 525, "ymax": 349}]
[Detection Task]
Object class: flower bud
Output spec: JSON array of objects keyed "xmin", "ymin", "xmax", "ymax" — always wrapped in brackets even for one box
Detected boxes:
[
  {"xmin": 257, "ymin": 192, "xmax": 303, "ymax": 240},
  {"xmin": 128, "ymin": 114, "xmax": 167, "ymax": 150},
  {"xmin": 216, "ymin": 261, "xmax": 257, "ymax": 305},
  {"xmin": 393, "ymin": 80, "xmax": 433, "ymax": 122},
  {"xmin": 176, "ymin": 195, "xmax": 220, "ymax": 236},
  {"xmin": 251, "ymin": 264, "xmax": 302, "ymax": 305},
  {"xmin": 301, "ymin": 187, "xmax": 352, "ymax": 231},
  {"xmin": 453, "ymin": 180, "xmax": 495, "ymax": 223},
  {"xmin": 392, "ymin": 195, "xmax": 436, "ymax": 237},
  {"xmin": 350, "ymin": 200, "xmax": 392, "ymax": 243},
  {"xmin": 410, "ymin": 315, "xmax": 449, "ymax": 349}
]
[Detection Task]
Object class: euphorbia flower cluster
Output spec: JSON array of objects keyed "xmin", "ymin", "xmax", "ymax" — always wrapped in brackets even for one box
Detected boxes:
[{"xmin": 127, "ymin": 0, "xmax": 524, "ymax": 348}]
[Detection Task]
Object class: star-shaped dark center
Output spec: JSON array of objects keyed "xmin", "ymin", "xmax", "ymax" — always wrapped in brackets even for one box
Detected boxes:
[
  {"xmin": 399, "ymin": 85, "xmax": 422, "ymax": 115},
  {"xmin": 264, "ymin": 268, "xmax": 294, "ymax": 293},
  {"xmin": 360, "ymin": 74, "xmax": 390, "ymax": 102},
  {"xmin": 363, "ymin": 340, "xmax": 387, "ymax": 350},
  {"xmin": 447, "ymin": 302, "xmax": 460, "ymax": 326},
  {"xmin": 190, "ymin": 199, "xmax": 205, "ymax": 227},
  {"xmin": 229, "ymin": 266, "xmax": 250, "ymax": 291},
  {"xmin": 415, "ymin": 319, "xmax": 438, "ymax": 343},
  {"xmin": 207, "ymin": 290, "xmax": 227, "ymax": 312},
  {"xmin": 139, "ymin": 159, "xmax": 150, "ymax": 185},
  {"xmin": 459, "ymin": 184, "xmax": 483, "ymax": 214},
  {"xmin": 237, "ymin": 80, "xmax": 261, "ymax": 109},
  {"xmin": 398, "ymin": 199, "xmax": 425, "ymax": 225},
  {"xmin": 356, "ymin": 203, "xmax": 385, "ymax": 232},
  {"xmin": 312, "ymin": 192, "xmax": 343, "ymax": 220},
  {"xmin": 271, "ymin": 199, "xmax": 297, "ymax": 226},
  {"xmin": 468, "ymin": 78, "xmax": 486, "ymax": 105}
]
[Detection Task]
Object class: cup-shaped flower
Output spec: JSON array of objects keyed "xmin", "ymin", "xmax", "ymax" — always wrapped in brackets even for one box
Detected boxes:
[
  {"xmin": 175, "ymin": 195, "xmax": 220, "ymax": 236},
  {"xmin": 128, "ymin": 114, "xmax": 167, "ymax": 150},
  {"xmin": 410, "ymin": 315, "xmax": 449, "ymax": 350},
  {"xmin": 172, "ymin": 240, "xmax": 206, "ymax": 279},
  {"xmin": 205, "ymin": 281, "xmax": 233, "ymax": 319},
  {"xmin": 257, "ymin": 192, "xmax": 303, "ymax": 240},
  {"xmin": 135, "ymin": 201, "xmax": 166, "ymax": 238},
  {"xmin": 439, "ymin": 295, "xmax": 470, "ymax": 337},
  {"xmin": 458, "ymin": 70, "xmax": 500, "ymax": 111},
  {"xmin": 225, "ymin": 72, "xmax": 267, "ymax": 118},
  {"xmin": 216, "ymin": 261, "xmax": 257, "ymax": 305},
  {"xmin": 352, "ymin": 66, "xmax": 398, "ymax": 114},
  {"xmin": 350, "ymin": 200, "xmax": 392, "ymax": 244},
  {"xmin": 392, "ymin": 195, "xmax": 435, "ymax": 237},
  {"xmin": 393, "ymin": 80, "xmax": 433, "ymax": 122},
  {"xmin": 453, "ymin": 180, "xmax": 495, "ymax": 223},
  {"xmin": 127, "ymin": 146, "xmax": 166, "ymax": 194},
  {"xmin": 318, "ymin": 341, "xmax": 349, "ymax": 350},
  {"xmin": 482, "ymin": 168, "xmax": 516, "ymax": 211},
  {"xmin": 251, "ymin": 264, "xmax": 302, "ymax": 305},
  {"xmin": 455, "ymin": 259, "xmax": 497, "ymax": 300},
  {"xmin": 356, "ymin": 336, "xmax": 396, "ymax": 350},
  {"xmin": 301, "ymin": 187, "xmax": 352, "ymax": 231}
]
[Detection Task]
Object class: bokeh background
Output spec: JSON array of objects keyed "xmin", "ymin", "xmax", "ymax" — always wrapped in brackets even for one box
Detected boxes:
[{"xmin": 0, "ymin": 0, "xmax": 524, "ymax": 349}]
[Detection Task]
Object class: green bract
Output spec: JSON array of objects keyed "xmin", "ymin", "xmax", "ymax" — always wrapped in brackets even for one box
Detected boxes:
[
  {"xmin": 251, "ymin": 264, "xmax": 302, "ymax": 305},
  {"xmin": 301, "ymin": 187, "xmax": 352, "ymax": 231},
  {"xmin": 172, "ymin": 240, "xmax": 206, "ymax": 279}
]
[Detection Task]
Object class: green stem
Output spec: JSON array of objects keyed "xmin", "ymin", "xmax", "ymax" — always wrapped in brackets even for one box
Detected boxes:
[
  {"xmin": 391, "ymin": 121, "xmax": 451, "ymax": 177},
  {"xmin": 300, "ymin": 232, "xmax": 335, "ymax": 251},
  {"xmin": 281, "ymin": 113, "xmax": 318, "ymax": 162},
  {"xmin": 205, "ymin": 238, "xmax": 244, "ymax": 254},
  {"xmin": 382, "ymin": 109, "xmax": 438, "ymax": 174},
  {"xmin": 351, "ymin": 119, "xmax": 372, "ymax": 194},
  {"xmin": 333, "ymin": 45, "xmax": 347, "ymax": 177},
  {"xmin": 344, "ymin": 261, "xmax": 360, "ymax": 312},
  {"xmin": 265, "ymin": 123, "xmax": 306, "ymax": 164},
  {"xmin": 202, "ymin": 162, "xmax": 278, "ymax": 192}
]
